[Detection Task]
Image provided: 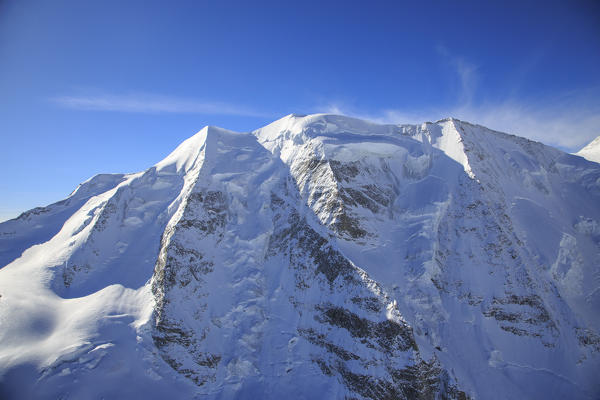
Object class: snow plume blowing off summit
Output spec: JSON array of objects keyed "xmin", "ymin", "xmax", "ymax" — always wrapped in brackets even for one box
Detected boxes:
[{"xmin": 0, "ymin": 114, "xmax": 599, "ymax": 399}]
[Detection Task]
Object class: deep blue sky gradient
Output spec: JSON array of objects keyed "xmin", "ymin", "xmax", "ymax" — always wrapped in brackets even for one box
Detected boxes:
[{"xmin": 1, "ymin": 0, "xmax": 599, "ymax": 220}]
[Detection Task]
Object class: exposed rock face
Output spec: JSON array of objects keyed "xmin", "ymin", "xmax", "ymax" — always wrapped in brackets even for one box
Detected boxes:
[
  {"xmin": 1, "ymin": 114, "xmax": 599, "ymax": 399},
  {"xmin": 146, "ymin": 127, "xmax": 467, "ymax": 398}
]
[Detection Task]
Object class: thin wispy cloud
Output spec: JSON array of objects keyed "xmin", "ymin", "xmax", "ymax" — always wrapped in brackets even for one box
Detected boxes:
[
  {"xmin": 321, "ymin": 49, "xmax": 600, "ymax": 152},
  {"xmin": 436, "ymin": 45, "xmax": 479, "ymax": 105},
  {"xmin": 449, "ymin": 98, "xmax": 600, "ymax": 151},
  {"xmin": 323, "ymin": 96, "xmax": 600, "ymax": 152},
  {"xmin": 52, "ymin": 93, "xmax": 269, "ymax": 118}
]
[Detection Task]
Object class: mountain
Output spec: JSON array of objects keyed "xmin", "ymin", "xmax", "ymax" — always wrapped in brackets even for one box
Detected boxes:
[
  {"xmin": 576, "ymin": 136, "xmax": 600, "ymax": 163},
  {"xmin": 1, "ymin": 114, "xmax": 599, "ymax": 400}
]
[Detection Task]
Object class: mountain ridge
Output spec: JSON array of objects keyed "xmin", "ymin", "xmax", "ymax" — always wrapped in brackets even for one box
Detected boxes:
[{"xmin": 1, "ymin": 114, "xmax": 599, "ymax": 399}]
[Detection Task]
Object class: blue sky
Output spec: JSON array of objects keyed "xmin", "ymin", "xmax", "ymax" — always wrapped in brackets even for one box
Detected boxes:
[{"xmin": 1, "ymin": 0, "xmax": 599, "ymax": 221}]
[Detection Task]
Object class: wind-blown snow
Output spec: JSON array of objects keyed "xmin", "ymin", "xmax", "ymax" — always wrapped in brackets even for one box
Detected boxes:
[{"xmin": 1, "ymin": 114, "xmax": 599, "ymax": 399}]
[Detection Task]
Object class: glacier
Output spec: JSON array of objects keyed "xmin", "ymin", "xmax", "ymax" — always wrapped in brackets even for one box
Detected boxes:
[{"xmin": 0, "ymin": 114, "xmax": 599, "ymax": 399}]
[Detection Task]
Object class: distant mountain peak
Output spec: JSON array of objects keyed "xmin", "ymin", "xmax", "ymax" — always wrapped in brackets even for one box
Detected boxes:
[{"xmin": 576, "ymin": 135, "xmax": 600, "ymax": 163}]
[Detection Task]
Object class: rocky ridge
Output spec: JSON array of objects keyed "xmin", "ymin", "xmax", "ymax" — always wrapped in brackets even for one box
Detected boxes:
[{"xmin": 0, "ymin": 114, "xmax": 599, "ymax": 399}]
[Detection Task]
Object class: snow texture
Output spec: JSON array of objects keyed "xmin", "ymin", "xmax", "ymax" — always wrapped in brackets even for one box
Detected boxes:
[
  {"xmin": 576, "ymin": 135, "xmax": 600, "ymax": 164},
  {"xmin": 1, "ymin": 114, "xmax": 599, "ymax": 399}
]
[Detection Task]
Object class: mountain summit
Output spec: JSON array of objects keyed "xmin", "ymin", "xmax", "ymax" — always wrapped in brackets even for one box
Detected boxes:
[
  {"xmin": 576, "ymin": 135, "xmax": 600, "ymax": 163},
  {"xmin": 1, "ymin": 114, "xmax": 599, "ymax": 399}
]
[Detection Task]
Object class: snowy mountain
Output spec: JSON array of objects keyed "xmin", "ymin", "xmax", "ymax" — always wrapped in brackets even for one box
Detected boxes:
[
  {"xmin": 1, "ymin": 114, "xmax": 599, "ymax": 399},
  {"xmin": 576, "ymin": 135, "xmax": 600, "ymax": 163}
]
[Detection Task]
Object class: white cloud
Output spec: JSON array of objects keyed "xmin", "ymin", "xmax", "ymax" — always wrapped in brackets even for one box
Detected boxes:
[
  {"xmin": 436, "ymin": 45, "xmax": 479, "ymax": 105},
  {"xmin": 320, "ymin": 48, "xmax": 600, "ymax": 152},
  {"xmin": 52, "ymin": 93, "xmax": 268, "ymax": 118},
  {"xmin": 322, "ymin": 99, "xmax": 600, "ymax": 152},
  {"xmin": 450, "ymin": 100, "xmax": 600, "ymax": 151}
]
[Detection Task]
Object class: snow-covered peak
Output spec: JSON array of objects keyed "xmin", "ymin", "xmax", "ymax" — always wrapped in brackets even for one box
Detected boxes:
[
  {"xmin": 154, "ymin": 126, "xmax": 240, "ymax": 174},
  {"xmin": 576, "ymin": 135, "xmax": 600, "ymax": 163},
  {"xmin": 421, "ymin": 119, "xmax": 475, "ymax": 178},
  {"xmin": 154, "ymin": 126, "xmax": 210, "ymax": 173},
  {"xmin": 1, "ymin": 113, "xmax": 600, "ymax": 400},
  {"xmin": 255, "ymin": 114, "xmax": 480, "ymax": 178},
  {"xmin": 68, "ymin": 173, "xmax": 128, "ymax": 199},
  {"xmin": 256, "ymin": 113, "xmax": 402, "ymax": 141},
  {"xmin": 254, "ymin": 113, "xmax": 405, "ymax": 159}
]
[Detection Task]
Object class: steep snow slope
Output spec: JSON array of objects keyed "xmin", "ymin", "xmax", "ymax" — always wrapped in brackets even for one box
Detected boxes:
[
  {"xmin": 1, "ymin": 114, "xmax": 599, "ymax": 399},
  {"xmin": 0, "ymin": 132, "xmax": 204, "ymax": 399},
  {"xmin": 254, "ymin": 115, "xmax": 600, "ymax": 399},
  {"xmin": 0, "ymin": 173, "xmax": 127, "ymax": 268},
  {"xmin": 576, "ymin": 135, "xmax": 600, "ymax": 163},
  {"xmin": 150, "ymin": 126, "xmax": 464, "ymax": 398}
]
